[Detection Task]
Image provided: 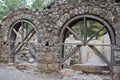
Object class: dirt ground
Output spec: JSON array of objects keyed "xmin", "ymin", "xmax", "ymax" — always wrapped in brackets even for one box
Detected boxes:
[
  {"xmin": 0, "ymin": 63, "xmax": 62, "ymax": 80},
  {"xmin": 0, "ymin": 63, "xmax": 111, "ymax": 80}
]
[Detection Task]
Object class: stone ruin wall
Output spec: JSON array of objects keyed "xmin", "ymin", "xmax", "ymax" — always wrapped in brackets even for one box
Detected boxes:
[{"xmin": 0, "ymin": 0, "xmax": 120, "ymax": 76}]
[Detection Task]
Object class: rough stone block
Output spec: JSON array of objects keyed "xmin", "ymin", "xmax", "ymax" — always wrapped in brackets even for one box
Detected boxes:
[
  {"xmin": 72, "ymin": 64, "xmax": 109, "ymax": 73},
  {"xmin": 48, "ymin": 63, "xmax": 59, "ymax": 72},
  {"xmin": 59, "ymin": 69, "xmax": 74, "ymax": 76},
  {"xmin": 48, "ymin": 64, "xmax": 55, "ymax": 71},
  {"xmin": 113, "ymin": 74, "xmax": 120, "ymax": 80},
  {"xmin": 114, "ymin": 66, "xmax": 120, "ymax": 73},
  {"xmin": 37, "ymin": 63, "xmax": 48, "ymax": 72}
]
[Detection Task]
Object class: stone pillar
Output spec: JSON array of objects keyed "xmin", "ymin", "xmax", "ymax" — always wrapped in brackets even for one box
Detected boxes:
[
  {"xmin": 113, "ymin": 74, "xmax": 120, "ymax": 80},
  {"xmin": 0, "ymin": 21, "xmax": 2, "ymax": 61},
  {"xmin": 113, "ymin": 23, "xmax": 120, "ymax": 80},
  {"xmin": 0, "ymin": 22, "xmax": 2, "ymax": 49},
  {"xmin": 113, "ymin": 65, "xmax": 120, "ymax": 80},
  {"xmin": 113, "ymin": 50, "xmax": 120, "ymax": 80},
  {"xmin": 81, "ymin": 46, "xmax": 87, "ymax": 63}
]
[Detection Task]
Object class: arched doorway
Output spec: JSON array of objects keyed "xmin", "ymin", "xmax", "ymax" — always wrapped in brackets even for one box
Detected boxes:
[
  {"xmin": 60, "ymin": 15, "xmax": 115, "ymax": 73},
  {"xmin": 8, "ymin": 19, "xmax": 38, "ymax": 69}
]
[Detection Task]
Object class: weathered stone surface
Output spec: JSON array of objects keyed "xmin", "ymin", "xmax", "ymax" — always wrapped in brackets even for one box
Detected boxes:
[
  {"xmin": 37, "ymin": 64, "xmax": 48, "ymax": 72},
  {"xmin": 113, "ymin": 74, "xmax": 120, "ymax": 80},
  {"xmin": 60, "ymin": 69, "xmax": 111, "ymax": 80},
  {"xmin": 48, "ymin": 63, "xmax": 59, "ymax": 72},
  {"xmin": 114, "ymin": 66, "xmax": 120, "ymax": 73}
]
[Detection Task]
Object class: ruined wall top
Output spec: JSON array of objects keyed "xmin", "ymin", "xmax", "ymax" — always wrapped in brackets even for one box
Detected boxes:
[
  {"xmin": 1, "ymin": 0, "xmax": 120, "ymax": 31},
  {"xmin": 2, "ymin": 8, "xmax": 36, "ymax": 22},
  {"xmin": 1, "ymin": 0, "xmax": 120, "ymax": 22}
]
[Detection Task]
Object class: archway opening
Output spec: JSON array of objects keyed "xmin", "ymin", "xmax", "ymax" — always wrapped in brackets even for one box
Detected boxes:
[
  {"xmin": 60, "ymin": 15, "xmax": 115, "ymax": 73},
  {"xmin": 9, "ymin": 19, "xmax": 39, "ymax": 71}
]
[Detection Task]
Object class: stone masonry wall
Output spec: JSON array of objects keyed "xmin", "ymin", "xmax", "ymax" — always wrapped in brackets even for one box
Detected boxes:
[
  {"xmin": 36, "ymin": 0, "xmax": 120, "ymax": 72},
  {"xmin": 1, "ymin": 0, "xmax": 120, "ymax": 77}
]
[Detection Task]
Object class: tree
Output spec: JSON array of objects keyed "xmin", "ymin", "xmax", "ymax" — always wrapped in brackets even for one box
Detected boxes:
[
  {"xmin": 31, "ymin": 0, "xmax": 44, "ymax": 9},
  {"xmin": 72, "ymin": 20, "xmax": 107, "ymax": 39},
  {"xmin": 31, "ymin": 0, "xmax": 54, "ymax": 9},
  {"xmin": 0, "ymin": 0, "xmax": 28, "ymax": 19},
  {"xmin": 0, "ymin": 0, "xmax": 54, "ymax": 19}
]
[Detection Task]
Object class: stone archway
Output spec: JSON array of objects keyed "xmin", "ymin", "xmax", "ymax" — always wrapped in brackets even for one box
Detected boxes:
[
  {"xmin": 8, "ymin": 19, "xmax": 39, "ymax": 67},
  {"xmin": 37, "ymin": 0, "xmax": 119, "ymax": 79},
  {"xmin": 59, "ymin": 14, "xmax": 115, "ymax": 73},
  {"xmin": 1, "ymin": 8, "xmax": 40, "ymax": 70}
]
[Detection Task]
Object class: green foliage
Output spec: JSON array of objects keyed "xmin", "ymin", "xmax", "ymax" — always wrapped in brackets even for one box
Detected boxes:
[
  {"xmin": 0, "ymin": 0, "xmax": 28, "ymax": 19},
  {"xmin": 72, "ymin": 21, "xmax": 84, "ymax": 37},
  {"xmin": 87, "ymin": 20, "xmax": 107, "ymax": 38},
  {"xmin": 72, "ymin": 20, "xmax": 107, "ymax": 39},
  {"xmin": 31, "ymin": 0, "xmax": 54, "ymax": 9},
  {"xmin": 31, "ymin": 0, "xmax": 44, "ymax": 9},
  {"xmin": 23, "ymin": 22, "xmax": 32, "ymax": 30},
  {"xmin": 0, "ymin": 0, "xmax": 53, "ymax": 19}
]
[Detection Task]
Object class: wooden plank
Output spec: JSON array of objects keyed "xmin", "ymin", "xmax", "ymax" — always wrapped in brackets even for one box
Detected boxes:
[
  {"xmin": 9, "ymin": 28, "xmax": 34, "ymax": 55},
  {"xmin": 83, "ymin": 17, "xmax": 87, "ymax": 45},
  {"xmin": 87, "ymin": 27, "xmax": 104, "ymax": 43},
  {"xmin": 66, "ymin": 26, "xmax": 83, "ymax": 42},
  {"xmin": 15, "ymin": 30, "xmax": 36, "ymax": 54},
  {"xmin": 61, "ymin": 45, "xmax": 80, "ymax": 64}
]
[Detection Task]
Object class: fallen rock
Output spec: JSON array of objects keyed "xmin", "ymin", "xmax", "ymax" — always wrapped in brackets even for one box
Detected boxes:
[{"xmin": 72, "ymin": 64, "xmax": 109, "ymax": 74}]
